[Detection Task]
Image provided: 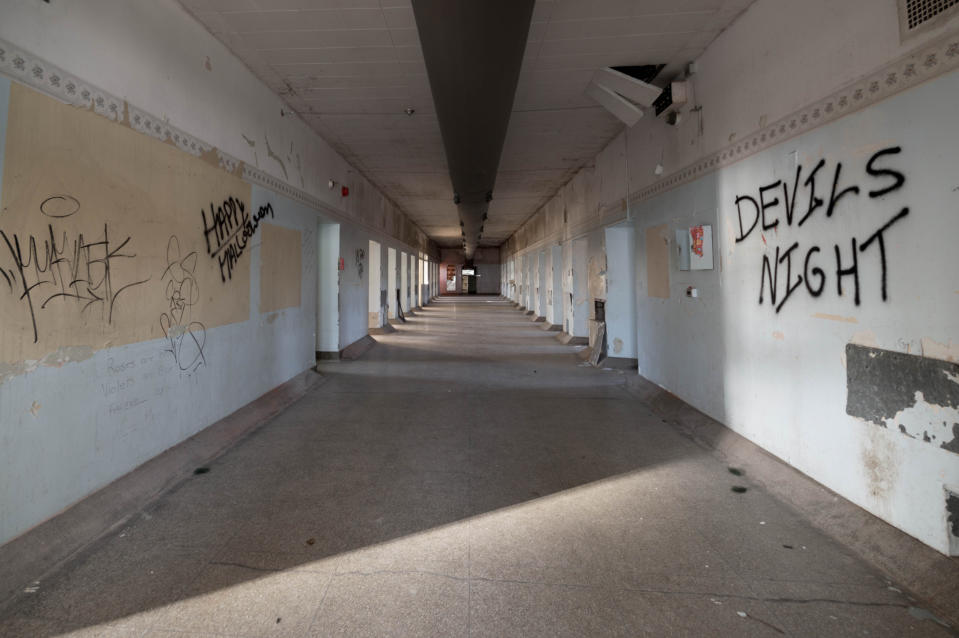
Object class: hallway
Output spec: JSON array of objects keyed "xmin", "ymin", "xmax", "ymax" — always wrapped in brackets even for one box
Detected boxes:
[{"xmin": 0, "ymin": 299, "xmax": 950, "ymax": 637}]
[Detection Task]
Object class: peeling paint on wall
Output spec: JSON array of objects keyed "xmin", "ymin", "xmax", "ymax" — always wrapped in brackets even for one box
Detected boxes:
[
  {"xmin": 850, "ymin": 330, "xmax": 878, "ymax": 347},
  {"xmin": 264, "ymin": 134, "xmax": 288, "ymax": 180},
  {"xmin": 587, "ymin": 253, "xmax": 607, "ymax": 303},
  {"xmin": 813, "ymin": 313, "xmax": 858, "ymax": 323},
  {"xmin": 921, "ymin": 337, "xmax": 959, "ymax": 363},
  {"xmin": 241, "ymin": 133, "xmax": 258, "ymax": 167},
  {"xmin": 846, "ymin": 344, "xmax": 959, "ymax": 453},
  {"xmin": 0, "ymin": 345, "xmax": 95, "ymax": 386},
  {"xmin": 947, "ymin": 492, "xmax": 959, "ymax": 539},
  {"xmin": 861, "ymin": 427, "xmax": 900, "ymax": 506}
]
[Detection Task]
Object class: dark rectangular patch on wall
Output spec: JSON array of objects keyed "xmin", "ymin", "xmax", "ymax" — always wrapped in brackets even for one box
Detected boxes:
[{"xmin": 846, "ymin": 344, "xmax": 959, "ymax": 454}]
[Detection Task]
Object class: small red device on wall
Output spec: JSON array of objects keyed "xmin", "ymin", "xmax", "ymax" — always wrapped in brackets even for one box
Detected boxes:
[
  {"xmin": 341, "ymin": 185, "xmax": 350, "ymax": 197},
  {"xmin": 338, "ymin": 257, "xmax": 345, "ymax": 271}
]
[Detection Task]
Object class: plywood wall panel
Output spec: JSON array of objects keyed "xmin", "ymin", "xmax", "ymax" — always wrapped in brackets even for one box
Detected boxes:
[
  {"xmin": 0, "ymin": 84, "xmax": 252, "ymax": 365},
  {"xmin": 645, "ymin": 223, "xmax": 670, "ymax": 299},
  {"xmin": 259, "ymin": 223, "xmax": 302, "ymax": 313}
]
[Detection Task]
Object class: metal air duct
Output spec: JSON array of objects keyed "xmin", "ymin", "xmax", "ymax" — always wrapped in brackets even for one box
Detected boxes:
[{"xmin": 411, "ymin": 0, "xmax": 535, "ymax": 257}]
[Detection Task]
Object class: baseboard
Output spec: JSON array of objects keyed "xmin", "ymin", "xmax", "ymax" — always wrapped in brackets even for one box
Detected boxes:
[
  {"xmin": 602, "ymin": 356, "xmax": 638, "ymax": 370},
  {"xmin": 316, "ymin": 350, "xmax": 339, "ymax": 360},
  {"xmin": 540, "ymin": 322, "xmax": 562, "ymax": 332},
  {"xmin": 622, "ymin": 373, "xmax": 959, "ymax": 628},
  {"xmin": 524, "ymin": 310, "xmax": 535, "ymax": 316},
  {"xmin": 0, "ymin": 368, "xmax": 324, "ymax": 611},
  {"xmin": 531, "ymin": 315, "xmax": 546, "ymax": 323}
]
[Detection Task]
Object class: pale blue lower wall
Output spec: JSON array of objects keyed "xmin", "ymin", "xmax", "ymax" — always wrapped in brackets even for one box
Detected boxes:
[{"xmin": 0, "ymin": 184, "xmax": 317, "ymax": 546}]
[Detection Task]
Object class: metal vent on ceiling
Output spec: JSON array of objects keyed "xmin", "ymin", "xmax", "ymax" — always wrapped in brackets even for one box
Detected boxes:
[{"xmin": 899, "ymin": 0, "xmax": 959, "ymax": 37}]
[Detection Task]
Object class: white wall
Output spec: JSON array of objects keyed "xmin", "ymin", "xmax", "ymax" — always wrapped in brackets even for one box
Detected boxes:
[
  {"xmin": 316, "ymin": 223, "xmax": 340, "ymax": 354},
  {"xmin": 547, "ymin": 246, "xmax": 563, "ymax": 326},
  {"xmin": 340, "ymin": 227, "xmax": 422, "ymax": 348},
  {"xmin": 568, "ymin": 238, "xmax": 589, "ymax": 337},
  {"xmin": 634, "ymin": 69, "xmax": 959, "ymax": 554},
  {"xmin": 387, "ymin": 248, "xmax": 397, "ymax": 319},
  {"xmin": 367, "ymin": 240, "xmax": 382, "ymax": 329},
  {"xmin": 536, "ymin": 251, "xmax": 547, "ymax": 317},
  {"xmin": 604, "ymin": 225, "xmax": 637, "ymax": 360},
  {"xmin": 501, "ymin": 0, "xmax": 959, "ymax": 552},
  {"xmin": 402, "ymin": 253, "xmax": 408, "ymax": 307}
]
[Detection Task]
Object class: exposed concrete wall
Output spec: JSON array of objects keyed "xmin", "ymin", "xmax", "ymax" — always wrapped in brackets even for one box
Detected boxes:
[
  {"xmin": 475, "ymin": 263, "xmax": 501, "ymax": 295},
  {"xmin": 501, "ymin": 0, "xmax": 959, "ymax": 553}
]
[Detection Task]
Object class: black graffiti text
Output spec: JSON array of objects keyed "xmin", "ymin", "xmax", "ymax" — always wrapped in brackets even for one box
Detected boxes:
[
  {"xmin": 733, "ymin": 146, "xmax": 909, "ymax": 313},
  {"xmin": 1, "ymin": 208, "xmax": 149, "ymax": 343},
  {"xmin": 200, "ymin": 197, "xmax": 274, "ymax": 282}
]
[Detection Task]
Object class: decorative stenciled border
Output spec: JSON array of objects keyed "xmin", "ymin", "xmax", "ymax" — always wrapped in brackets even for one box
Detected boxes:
[
  {"xmin": 630, "ymin": 30, "xmax": 959, "ymax": 207},
  {"xmin": 0, "ymin": 44, "xmax": 122, "ymax": 122},
  {"xmin": 0, "ymin": 40, "xmax": 217, "ymax": 162},
  {"xmin": 0, "ymin": 37, "xmax": 434, "ymax": 254}
]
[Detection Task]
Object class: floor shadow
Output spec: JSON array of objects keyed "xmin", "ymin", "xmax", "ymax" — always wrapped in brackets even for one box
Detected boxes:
[{"xmin": 0, "ymin": 298, "xmax": 916, "ymax": 637}]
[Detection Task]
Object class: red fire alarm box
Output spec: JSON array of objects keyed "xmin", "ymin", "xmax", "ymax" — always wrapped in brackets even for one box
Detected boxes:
[
  {"xmin": 338, "ymin": 257, "xmax": 345, "ymax": 271},
  {"xmin": 341, "ymin": 185, "xmax": 350, "ymax": 197}
]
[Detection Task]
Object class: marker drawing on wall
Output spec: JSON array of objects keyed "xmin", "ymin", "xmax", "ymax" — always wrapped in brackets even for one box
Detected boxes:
[
  {"xmin": 689, "ymin": 224, "xmax": 713, "ymax": 270},
  {"xmin": 159, "ymin": 235, "xmax": 206, "ymax": 372},
  {"xmin": 0, "ymin": 195, "xmax": 149, "ymax": 343}
]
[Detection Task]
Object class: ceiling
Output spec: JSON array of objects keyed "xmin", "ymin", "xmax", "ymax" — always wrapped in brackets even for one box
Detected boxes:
[{"xmin": 180, "ymin": 0, "xmax": 755, "ymax": 247}]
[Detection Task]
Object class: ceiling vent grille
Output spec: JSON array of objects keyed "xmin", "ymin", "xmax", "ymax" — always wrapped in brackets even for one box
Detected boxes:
[{"xmin": 899, "ymin": 0, "xmax": 959, "ymax": 38}]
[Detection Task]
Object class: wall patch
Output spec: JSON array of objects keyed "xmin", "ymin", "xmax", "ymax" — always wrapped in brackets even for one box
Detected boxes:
[{"xmin": 846, "ymin": 343, "xmax": 959, "ymax": 453}]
